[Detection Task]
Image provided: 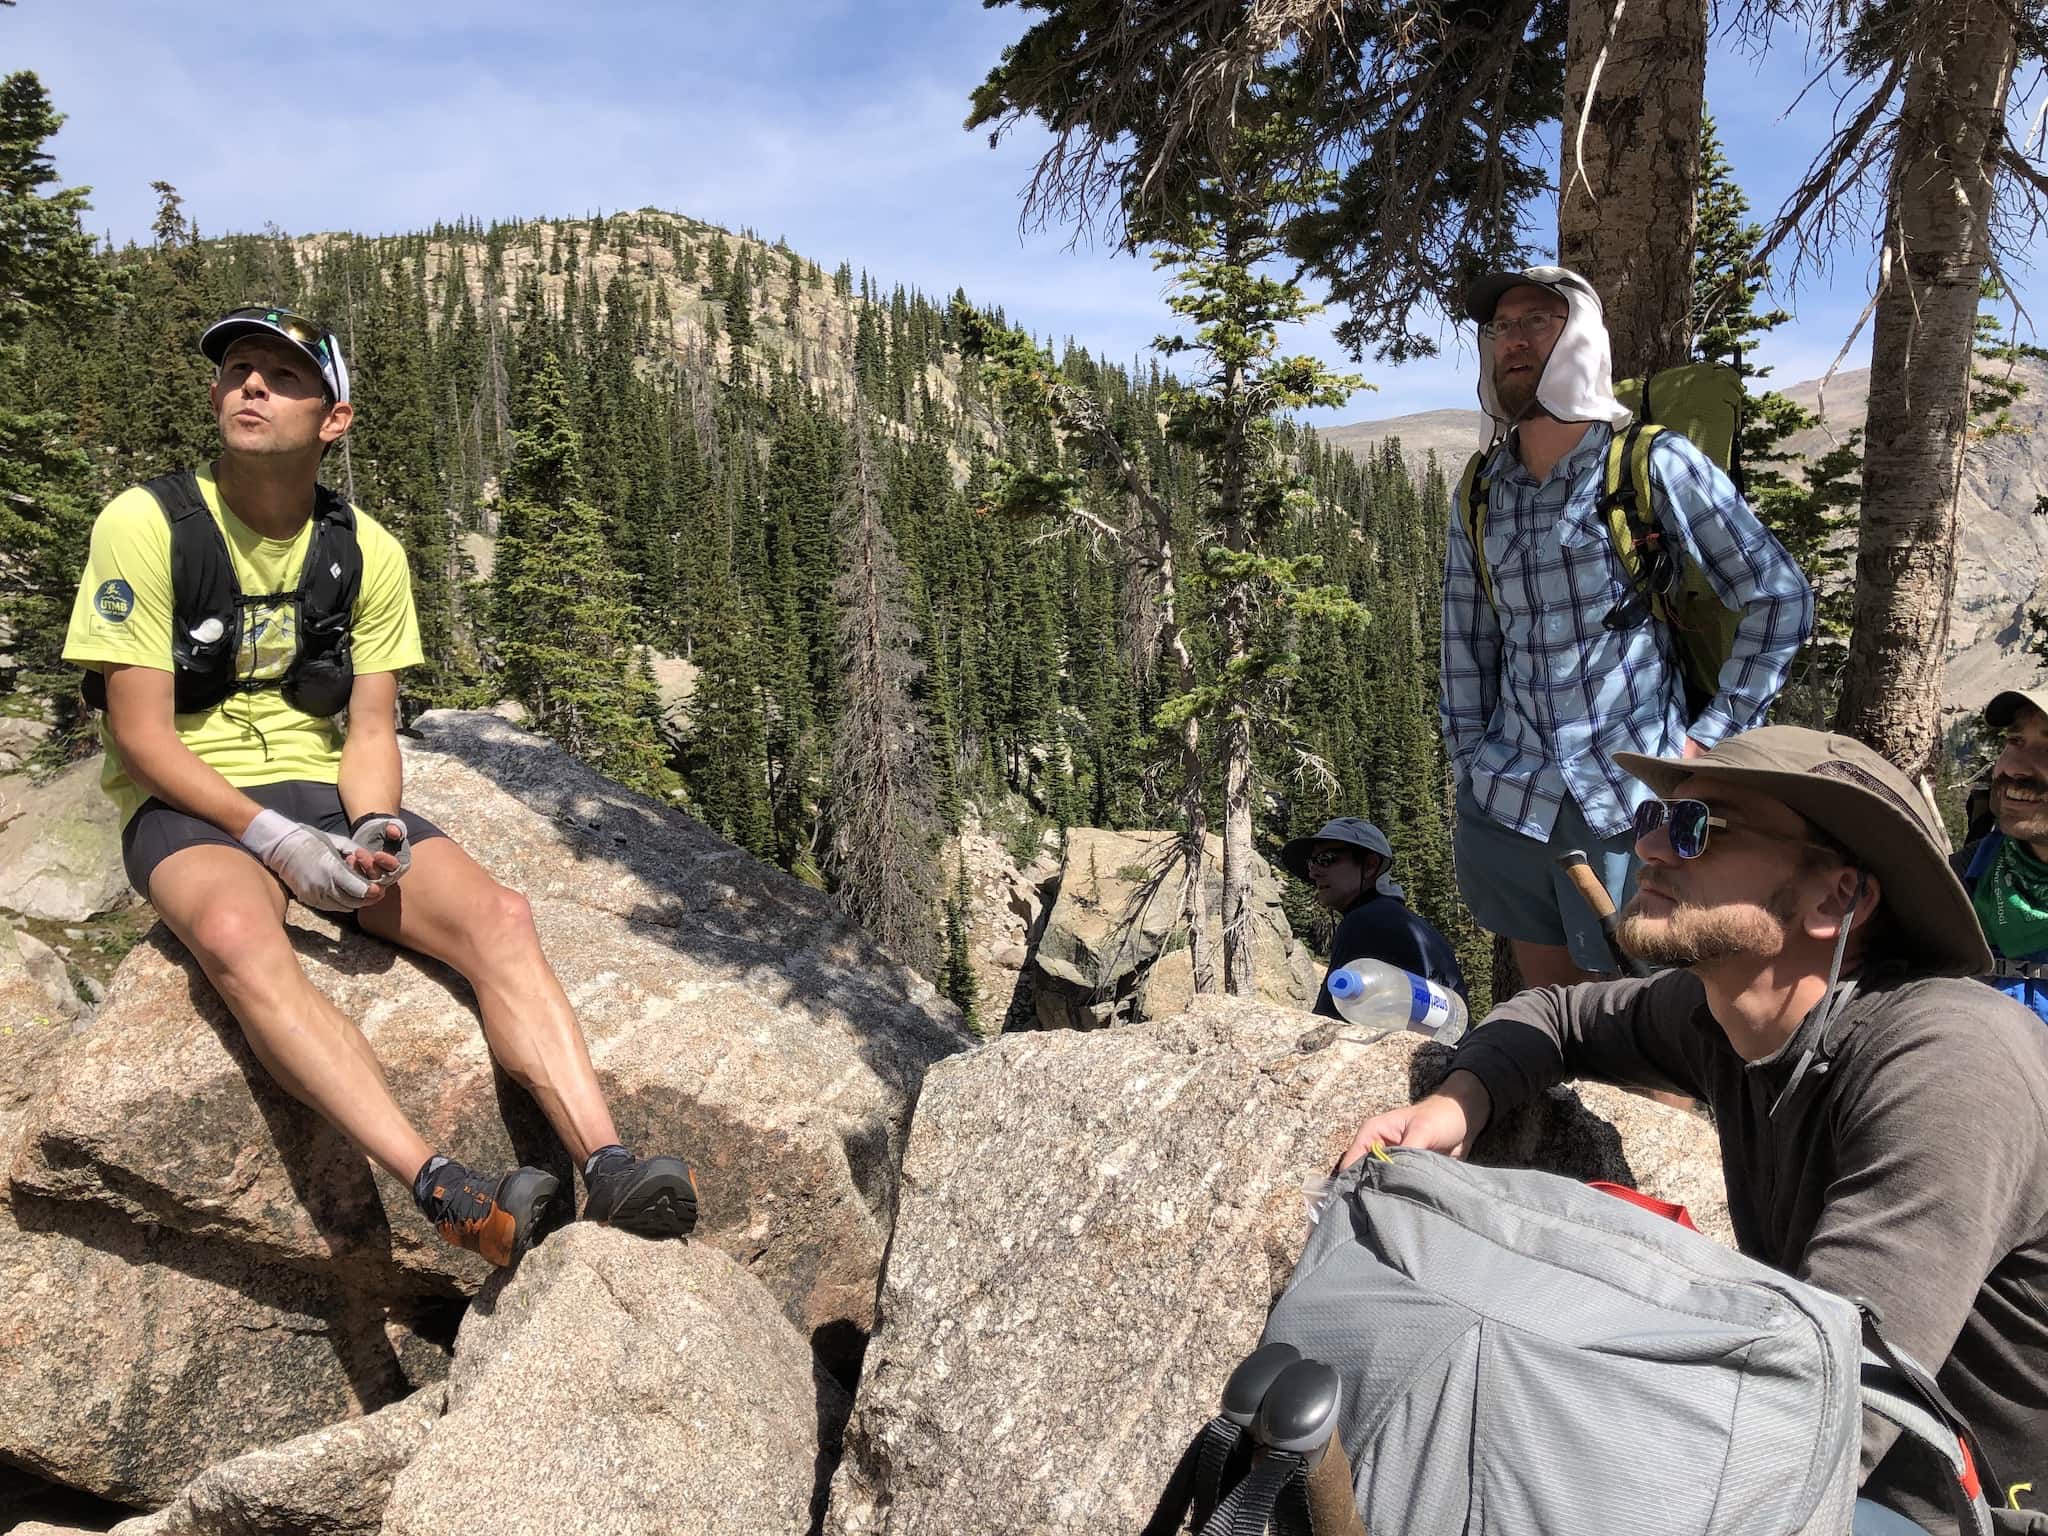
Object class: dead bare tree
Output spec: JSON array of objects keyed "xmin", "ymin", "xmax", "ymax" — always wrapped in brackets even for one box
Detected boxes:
[{"xmin": 830, "ymin": 411, "xmax": 943, "ymax": 976}]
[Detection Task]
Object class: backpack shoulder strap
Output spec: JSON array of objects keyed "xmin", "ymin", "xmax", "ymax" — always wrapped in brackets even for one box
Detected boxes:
[
  {"xmin": 299, "ymin": 483, "xmax": 363, "ymax": 616},
  {"xmin": 1599, "ymin": 423, "xmax": 1680, "ymax": 623},
  {"xmin": 1859, "ymin": 1310, "xmax": 2002, "ymax": 1536},
  {"xmin": 142, "ymin": 467, "xmax": 237, "ymax": 619},
  {"xmin": 1455, "ymin": 449, "xmax": 1496, "ymax": 610}
]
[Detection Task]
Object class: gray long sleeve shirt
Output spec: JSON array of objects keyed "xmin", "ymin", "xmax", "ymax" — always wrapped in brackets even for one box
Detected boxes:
[{"xmin": 1452, "ymin": 969, "xmax": 2048, "ymax": 1522}]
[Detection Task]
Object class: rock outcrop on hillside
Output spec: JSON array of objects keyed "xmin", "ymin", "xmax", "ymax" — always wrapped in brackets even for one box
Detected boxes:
[
  {"xmin": 1031, "ymin": 830, "xmax": 1321, "ymax": 1029},
  {"xmin": 824, "ymin": 997, "xmax": 1727, "ymax": 1536}
]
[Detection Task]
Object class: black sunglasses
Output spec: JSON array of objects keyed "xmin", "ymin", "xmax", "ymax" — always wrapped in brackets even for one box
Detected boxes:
[
  {"xmin": 1305, "ymin": 848, "xmax": 1352, "ymax": 871},
  {"xmin": 1632, "ymin": 797, "xmax": 1841, "ymax": 862}
]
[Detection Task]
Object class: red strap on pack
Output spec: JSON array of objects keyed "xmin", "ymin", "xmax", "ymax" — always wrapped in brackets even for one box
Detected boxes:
[
  {"xmin": 1589, "ymin": 1181, "xmax": 1701, "ymax": 1233},
  {"xmin": 1957, "ymin": 1435, "xmax": 1982, "ymax": 1502}
]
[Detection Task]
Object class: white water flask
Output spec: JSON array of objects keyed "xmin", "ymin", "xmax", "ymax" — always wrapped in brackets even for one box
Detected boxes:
[{"xmin": 1325, "ymin": 959, "xmax": 1469, "ymax": 1045}]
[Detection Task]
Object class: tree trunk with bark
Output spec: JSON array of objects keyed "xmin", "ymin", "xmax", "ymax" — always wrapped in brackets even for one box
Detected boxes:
[
  {"xmin": 1558, "ymin": 0, "xmax": 1708, "ymax": 378},
  {"xmin": 1833, "ymin": 0, "xmax": 2018, "ymax": 777}
]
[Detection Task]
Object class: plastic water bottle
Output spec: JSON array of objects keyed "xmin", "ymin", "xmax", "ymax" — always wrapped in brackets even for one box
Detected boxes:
[{"xmin": 1324, "ymin": 959, "xmax": 1469, "ymax": 1045}]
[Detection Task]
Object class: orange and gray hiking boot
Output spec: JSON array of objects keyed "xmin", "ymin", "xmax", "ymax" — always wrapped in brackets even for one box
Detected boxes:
[
  {"xmin": 580, "ymin": 1145, "xmax": 699, "ymax": 1238},
  {"xmin": 411, "ymin": 1156, "xmax": 564, "ymax": 1268}
]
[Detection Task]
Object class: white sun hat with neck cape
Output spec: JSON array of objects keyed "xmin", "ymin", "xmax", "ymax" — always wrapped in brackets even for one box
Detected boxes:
[{"xmin": 1467, "ymin": 266, "xmax": 1632, "ymax": 436}]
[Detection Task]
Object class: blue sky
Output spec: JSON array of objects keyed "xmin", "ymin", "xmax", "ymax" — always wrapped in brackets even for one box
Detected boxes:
[{"xmin": 11, "ymin": 1, "xmax": 2045, "ymax": 425}]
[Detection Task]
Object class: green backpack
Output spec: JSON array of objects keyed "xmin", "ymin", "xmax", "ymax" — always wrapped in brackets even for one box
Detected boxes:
[{"xmin": 1455, "ymin": 361, "xmax": 1745, "ymax": 718}]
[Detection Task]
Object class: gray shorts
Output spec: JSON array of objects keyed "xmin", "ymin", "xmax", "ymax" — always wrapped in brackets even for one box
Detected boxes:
[
  {"xmin": 123, "ymin": 780, "xmax": 447, "ymax": 909},
  {"xmin": 1453, "ymin": 783, "xmax": 1638, "ymax": 973}
]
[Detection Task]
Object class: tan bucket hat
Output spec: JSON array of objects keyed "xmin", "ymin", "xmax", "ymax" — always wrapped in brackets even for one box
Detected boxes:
[
  {"xmin": 1614, "ymin": 726, "xmax": 1990, "ymax": 977},
  {"xmin": 1985, "ymin": 688, "xmax": 2048, "ymax": 729}
]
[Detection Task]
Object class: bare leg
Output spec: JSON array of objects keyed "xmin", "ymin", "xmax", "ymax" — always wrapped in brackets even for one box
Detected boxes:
[
  {"xmin": 148, "ymin": 845, "xmax": 435, "ymax": 1181},
  {"xmin": 358, "ymin": 838, "xmax": 619, "ymax": 1165},
  {"xmin": 1510, "ymin": 939, "xmax": 1607, "ymax": 992}
]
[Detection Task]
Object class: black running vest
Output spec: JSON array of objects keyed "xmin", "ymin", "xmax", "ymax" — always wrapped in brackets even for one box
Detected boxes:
[{"xmin": 79, "ymin": 469, "xmax": 362, "ymax": 718}]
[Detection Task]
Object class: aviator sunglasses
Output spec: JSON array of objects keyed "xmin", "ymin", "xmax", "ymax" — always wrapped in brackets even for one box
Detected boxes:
[{"xmin": 1631, "ymin": 797, "xmax": 1842, "ymax": 862}]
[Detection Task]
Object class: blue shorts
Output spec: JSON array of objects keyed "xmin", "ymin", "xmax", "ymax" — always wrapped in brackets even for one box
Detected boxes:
[{"xmin": 1453, "ymin": 784, "xmax": 1639, "ymax": 973}]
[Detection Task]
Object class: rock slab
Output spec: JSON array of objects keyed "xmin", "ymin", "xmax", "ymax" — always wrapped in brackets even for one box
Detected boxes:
[
  {"xmin": 105, "ymin": 1385, "xmax": 446, "ymax": 1536},
  {"xmin": 382, "ymin": 1225, "xmax": 842, "ymax": 1536},
  {"xmin": 824, "ymin": 997, "xmax": 1728, "ymax": 1536},
  {"xmin": 0, "ymin": 756, "xmax": 130, "ymax": 922}
]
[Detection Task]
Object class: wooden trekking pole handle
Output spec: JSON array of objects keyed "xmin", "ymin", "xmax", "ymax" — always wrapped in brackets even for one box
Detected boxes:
[{"xmin": 1557, "ymin": 850, "xmax": 1650, "ymax": 979}]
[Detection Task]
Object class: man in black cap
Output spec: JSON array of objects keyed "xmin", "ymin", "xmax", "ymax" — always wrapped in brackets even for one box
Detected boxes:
[
  {"xmin": 1956, "ymin": 687, "xmax": 2048, "ymax": 1025},
  {"xmin": 1443, "ymin": 266, "xmax": 1812, "ymax": 990},
  {"xmin": 1279, "ymin": 817, "xmax": 1465, "ymax": 1017},
  {"xmin": 62, "ymin": 304, "xmax": 698, "ymax": 1268},
  {"xmin": 1342, "ymin": 726, "xmax": 2048, "ymax": 1530}
]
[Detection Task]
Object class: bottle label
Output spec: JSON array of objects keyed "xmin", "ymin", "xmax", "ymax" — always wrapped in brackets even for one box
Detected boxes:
[{"xmin": 1407, "ymin": 975, "xmax": 1452, "ymax": 1034}]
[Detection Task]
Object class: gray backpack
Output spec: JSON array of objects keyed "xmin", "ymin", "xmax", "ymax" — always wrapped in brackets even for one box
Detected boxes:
[{"xmin": 1152, "ymin": 1150, "xmax": 2010, "ymax": 1536}]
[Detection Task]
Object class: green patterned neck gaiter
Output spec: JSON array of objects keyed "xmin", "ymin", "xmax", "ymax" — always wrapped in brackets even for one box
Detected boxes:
[{"xmin": 1972, "ymin": 835, "xmax": 2048, "ymax": 961}]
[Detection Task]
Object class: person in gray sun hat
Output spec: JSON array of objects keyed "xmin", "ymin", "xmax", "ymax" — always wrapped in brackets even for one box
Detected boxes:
[
  {"xmin": 1954, "ymin": 686, "xmax": 2048, "ymax": 1026},
  {"xmin": 1280, "ymin": 817, "xmax": 1465, "ymax": 1016},
  {"xmin": 1340, "ymin": 726, "xmax": 2047, "ymax": 1534},
  {"xmin": 1443, "ymin": 265, "xmax": 1813, "ymax": 990}
]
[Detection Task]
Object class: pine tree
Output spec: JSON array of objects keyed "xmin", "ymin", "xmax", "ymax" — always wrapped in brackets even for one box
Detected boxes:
[
  {"xmin": 0, "ymin": 72, "xmax": 109, "ymax": 711},
  {"xmin": 941, "ymin": 853, "xmax": 981, "ymax": 1029},
  {"xmin": 491, "ymin": 351, "xmax": 674, "ymax": 796}
]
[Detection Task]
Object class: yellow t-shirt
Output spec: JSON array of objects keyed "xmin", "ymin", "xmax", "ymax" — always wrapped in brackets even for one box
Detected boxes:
[{"xmin": 62, "ymin": 466, "xmax": 424, "ymax": 826}]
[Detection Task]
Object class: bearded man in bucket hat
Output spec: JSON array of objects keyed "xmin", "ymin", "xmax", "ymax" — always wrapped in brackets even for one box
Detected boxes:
[
  {"xmin": 1955, "ymin": 687, "xmax": 2048, "ymax": 1026},
  {"xmin": 1280, "ymin": 817, "xmax": 1466, "ymax": 1017},
  {"xmin": 1342, "ymin": 727, "xmax": 2048, "ymax": 1531},
  {"xmin": 1442, "ymin": 266, "xmax": 1813, "ymax": 990},
  {"xmin": 61, "ymin": 305, "xmax": 699, "ymax": 1270}
]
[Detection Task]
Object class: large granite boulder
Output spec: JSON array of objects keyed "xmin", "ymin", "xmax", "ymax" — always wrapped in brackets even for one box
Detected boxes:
[
  {"xmin": 1031, "ymin": 830, "xmax": 1320, "ymax": 1029},
  {"xmin": 383, "ymin": 1225, "xmax": 844, "ymax": 1536},
  {"xmin": 12, "ymin": 711, "xmax": 972, "ymax": 1353},
  {"xmin": 0, "ymin": 756, "xmax": 130, "ymax": 922},
  {"xmin": 0, "ymin": 929, "xmax": 444, "ymax": 1507},
  {"xmin": 100, "ymin": 1386, "xmax": 446, "ymax": 1536},
  {"xmin": 824, "ymin": 997, "xmax": 1727, "ymax": 1536}
]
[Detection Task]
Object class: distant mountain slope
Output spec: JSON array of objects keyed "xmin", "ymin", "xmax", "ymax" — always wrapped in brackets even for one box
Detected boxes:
[{"xmin": 1317, "ymin": 363, "xmax": 2048, "ymax": 721}]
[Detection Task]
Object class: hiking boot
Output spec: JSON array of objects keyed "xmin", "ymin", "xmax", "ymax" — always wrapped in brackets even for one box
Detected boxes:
[
  {"xmin": 413, "ymin": 1158, "xmax": 564, "ymax": 1268},
  {"xmin": 581, "ymin": 1146, "xmax": 698, "ymax": 1238}
]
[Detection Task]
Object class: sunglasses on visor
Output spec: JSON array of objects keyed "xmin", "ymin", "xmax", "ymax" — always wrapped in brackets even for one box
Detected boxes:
[
  {"xmin": 1631, "ymin": 797, "xmax": 1842, "ymax": 862},
  {"xmin": 219, "ymin": 305, "xmax": 336, "ymax": 360}
]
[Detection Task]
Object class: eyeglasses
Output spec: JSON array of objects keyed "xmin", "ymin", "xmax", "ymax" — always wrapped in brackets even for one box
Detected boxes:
[
  {"xmin": 1305, "ymin": 848, "xmax": 1350, "ymax": 871},
  {"xmin": 1481, "ymin": 312, "xmax": 1564, "ymax": 344},
  {"xmin": 1631, "ymin": 798, "xmax": 1843, "ymax": 862}
]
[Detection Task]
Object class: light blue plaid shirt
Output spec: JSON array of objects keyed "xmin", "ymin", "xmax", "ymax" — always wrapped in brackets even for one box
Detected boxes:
[{"xmin": 1440, "ymin": 423, "xmax": 1814, "ymax": 841}]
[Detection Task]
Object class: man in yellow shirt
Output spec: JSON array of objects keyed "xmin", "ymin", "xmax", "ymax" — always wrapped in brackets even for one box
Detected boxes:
[{"xmin": 63, "ymin": 305, "xmax": 697, "ymax": 1267}]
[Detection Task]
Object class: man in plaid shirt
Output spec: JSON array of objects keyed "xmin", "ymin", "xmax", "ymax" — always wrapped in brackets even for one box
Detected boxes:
[{"xmin": 1443, "ymin": 267, "xmax": 1813, "ymax": 988}]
